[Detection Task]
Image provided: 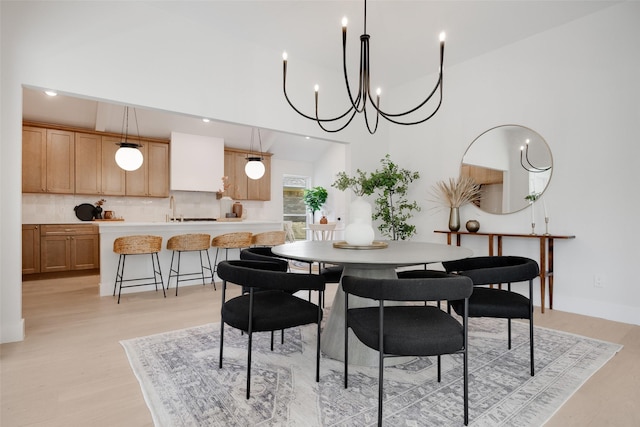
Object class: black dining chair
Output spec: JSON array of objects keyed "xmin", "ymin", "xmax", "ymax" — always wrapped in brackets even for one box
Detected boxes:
[
  {"xmin": 342, "ymin": 274, "xmax": 473, "ymax": 426},
  {"xmin": 217, "ymin": 260, "xmax": 326, "ymax": 399},
  {"xmin": 442, "ymin": 256, "xmax": 539, "ymax": 376}
]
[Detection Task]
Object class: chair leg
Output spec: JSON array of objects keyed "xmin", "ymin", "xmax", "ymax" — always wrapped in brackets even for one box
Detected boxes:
[
  {"xmin": 344, "ymin": 293, "xmax": 349, "ymax": 389},
  {"xmin": 174, "ymin": 251, "xmax": 181, "ymax": 296},
  {"xmin": 507, "ymin": 318, "xmax": 512, "ymax": 349},
  {"xmin": 219, "ymin": 321, "xmax": 224, "ymax": 369},
  {"xmin": 246, "ymin": 331, "xmax": 253, "ymax": 399},
  {"xmin": 203, "ymin": 249, "xmax": 216, "ymax": 290},
  {"xmin": 115, "ymin": 254, "xmax": 126, "ymax": 304},
  {"xmin": 378, "ymin": 302, "xmax": 384, "ymax": 426},
  {"xmin": 152, "ymin": 252, "xmax": 166, "ymax": 298}
]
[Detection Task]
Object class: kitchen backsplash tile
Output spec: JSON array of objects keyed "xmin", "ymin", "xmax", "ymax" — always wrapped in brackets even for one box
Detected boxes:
[{"xmin": 22, "ymin": 192, "xmax": 266, "ymax": 224}]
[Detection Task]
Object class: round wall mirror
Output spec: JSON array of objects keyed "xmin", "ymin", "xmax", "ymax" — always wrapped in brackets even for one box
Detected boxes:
[{"xmin": 461, "ymin": 125, "xmax": 552, "ymax": 214}]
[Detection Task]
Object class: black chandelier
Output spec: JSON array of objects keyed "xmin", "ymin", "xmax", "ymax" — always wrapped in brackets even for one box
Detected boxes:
[
  {"xmin": 520, "ymin": 139, "xmax": 551, "ymax": 173},
  {"xmin": 282, "ymin": 0, "xmax": 445, "ymax": 134}
]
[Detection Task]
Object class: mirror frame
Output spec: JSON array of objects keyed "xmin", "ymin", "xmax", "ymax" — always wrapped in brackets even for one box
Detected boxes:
[{"xmin": 461, "ymin": 124, "xmax": 553, "ymax": 215}]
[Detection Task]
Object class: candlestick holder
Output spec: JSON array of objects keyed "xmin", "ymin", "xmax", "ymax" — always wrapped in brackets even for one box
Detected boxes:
[
  {"xmin": 544, "ymin": 216, "xmax": 550, "ymax": 235},
  {"xmin": 530, "ymin": 222, "xmax": 536, "ymax": 235}
]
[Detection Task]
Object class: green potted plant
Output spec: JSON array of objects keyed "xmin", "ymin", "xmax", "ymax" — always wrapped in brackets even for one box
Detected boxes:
[
  {"xmin": 303, "ymin": 186, "xmax": 328, "ymax": 223},
  {"xmin": 368, "ymin": 155, "xmax": 421, "ymax": 240}
]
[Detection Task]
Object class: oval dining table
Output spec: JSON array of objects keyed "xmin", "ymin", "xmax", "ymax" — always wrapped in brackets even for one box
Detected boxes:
[{"xmin": 273, "ymin": 240, "xmax": 473, "ymax": 366}]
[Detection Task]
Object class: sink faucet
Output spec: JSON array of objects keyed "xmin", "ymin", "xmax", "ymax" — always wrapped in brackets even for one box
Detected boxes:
[{"xmin": 169, "ymin": 195, "xmax": 176, "ymax": 221}]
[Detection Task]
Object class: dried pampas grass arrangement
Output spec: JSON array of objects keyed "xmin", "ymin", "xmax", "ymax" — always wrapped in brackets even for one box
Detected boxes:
[{"xmin": 432, "ymin": 176, "xmax": 481, "ymax": 208}]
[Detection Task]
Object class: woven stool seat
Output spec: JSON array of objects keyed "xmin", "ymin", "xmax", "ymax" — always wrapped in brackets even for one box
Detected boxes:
[
  {"xmin": 167, "ymin": 234, "xmax": 214, "ymax": 296},
  {"xmin": 112, "ymin": 235, "xmax": 165, "ymax": 304},
  {"xmin": 251, "ymin": 230, "xmax": 286, "ymax": 247},
  {"xmin": 211, "ymin": 232, "xmax": 253, "ymax": 275}
]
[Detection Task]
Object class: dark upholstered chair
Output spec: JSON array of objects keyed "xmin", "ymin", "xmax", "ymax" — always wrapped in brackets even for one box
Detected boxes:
[
  {"xmin": 342, "ymin": 274, "xmax": 473, "ymax": 426},
  {"xmin": 442, "ymin": 256, "xmax": 539, "ymax": 376},
  {"xmin": 217, "ymin": 260, "xmax": 325, "ymax": 399}
]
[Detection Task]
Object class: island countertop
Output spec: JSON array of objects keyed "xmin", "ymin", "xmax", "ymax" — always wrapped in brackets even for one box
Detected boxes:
[{"xmin": 97, "ymin": 220, "xmax": 283, "ymax": 297}]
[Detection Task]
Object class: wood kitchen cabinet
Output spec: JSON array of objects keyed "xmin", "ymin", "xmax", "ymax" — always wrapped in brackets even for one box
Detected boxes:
[
  {"xmin": 22, "ymin": 225, "xmax": 41, "ymax": 274},
  {"xmin": 461, "ymin": 164, "xmax": 504, "ymax": 185},
  {"xmin": 125, "ymin": 142, "xmax": 169, "ymax": 197},
  {"xmin": 39, "ymin": 224, "xmax": 100, "ymax": 273},
  {"xmin": 224, "ymin": 148, "xmax": 271, "ymax": 201},
  {"xmin": 22, "ymin": 126, "xmax": 75, "ymax": 194},
  {"xmin": 75, "ymin": 134, "xmax": 126, "ymax": 196}
]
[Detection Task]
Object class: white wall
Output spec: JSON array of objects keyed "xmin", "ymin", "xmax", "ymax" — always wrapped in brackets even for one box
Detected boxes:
[
  {"xmin": 3, "ymin": 1, "xmax": 640, "ymax": 343},
  {"xmin": 388, "ymin": 2, "xmax": 640, "ymax": 325}
]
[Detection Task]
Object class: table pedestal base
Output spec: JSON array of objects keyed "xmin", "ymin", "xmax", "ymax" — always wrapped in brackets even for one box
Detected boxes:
[{"xmin": 321, "ymin": 264, "xmax": 413, "ymax": 366}]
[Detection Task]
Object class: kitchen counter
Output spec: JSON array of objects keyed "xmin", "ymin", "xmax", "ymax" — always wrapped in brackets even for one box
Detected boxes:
[{"xmin": 97, "ymin": 220, "xmax": 283, "ymax": 297}]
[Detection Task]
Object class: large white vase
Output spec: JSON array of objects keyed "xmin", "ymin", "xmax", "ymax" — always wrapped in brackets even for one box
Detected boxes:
[{"xmin": 344, "ymin": 196, "xmax": 375, "ymax": 245}]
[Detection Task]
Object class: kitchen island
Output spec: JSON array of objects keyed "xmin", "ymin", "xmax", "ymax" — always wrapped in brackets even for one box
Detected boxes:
[{"xmin": 96, "ymin": 220, "xmax": 283, "ymax": 297}]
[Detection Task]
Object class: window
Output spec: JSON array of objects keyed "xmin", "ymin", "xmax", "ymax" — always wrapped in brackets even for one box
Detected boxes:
[{"xmin": 283, "ymin": 175, "xmax": 309, "ymax": 240}]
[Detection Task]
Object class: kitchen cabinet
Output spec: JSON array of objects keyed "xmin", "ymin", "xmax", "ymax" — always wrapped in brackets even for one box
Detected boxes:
[
  {"xmin": 22, "ymin": 225, "xmax": 41, "ymax": 274},
  {"xmin": 125, "ymin": 142, "xmax": 169, "ymax": 197},
  {"xmin": 22, "ymin": 127, "xmax": 75, "ymax": 193},
  {"xmin": 461, "ymin": 164, "xmax": 504, "ymax": 185},
  {"xmin": 75, "ymin": 134, "xmax": 126, "ymax": 196},
  {"xmin": 39, "ymin": 224, "xmax": 100, "ymax": 273},
  {"xmin": 224, "ymin": 149, "xmax": 271, "ymax": 201}
]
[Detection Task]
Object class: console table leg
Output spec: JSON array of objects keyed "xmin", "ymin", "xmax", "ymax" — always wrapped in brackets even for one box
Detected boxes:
[
  {"xmin": 548, "ymin": 238, "xmax": 555, "ymax": 310},
  {"xmin": 539, "ymin": 238, "xmax": 546, "ymax": 313}
]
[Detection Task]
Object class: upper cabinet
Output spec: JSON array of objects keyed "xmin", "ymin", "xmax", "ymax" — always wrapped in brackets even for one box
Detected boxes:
[
  {"xmin": 75, "ymin": 133, "xmax": 126, "ymax": 196},
  {"xmin": 23, "ymin": 123, "xmax": 169, "ymax": 197},
  {"xmin": 170, "ymin": 132, "xmax": 224, "ymax": 192},
  {"xmin": 22, "ymin": 126, "xmax": 75, "ymax": 194},
  {"xmin": 126, "ymin": 142, "xmax": 169, "ymax": 197},
  {"xmin": 224, "ymin": 148, "xmax": 271, "ymax": 201}
]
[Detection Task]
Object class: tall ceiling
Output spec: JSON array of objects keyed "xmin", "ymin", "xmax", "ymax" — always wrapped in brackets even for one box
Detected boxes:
[{"xmin": 21, "ymin": 1, "xmax": 618, "ymax": 161}]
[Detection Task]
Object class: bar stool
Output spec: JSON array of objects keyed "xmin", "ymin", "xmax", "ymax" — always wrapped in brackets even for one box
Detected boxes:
[
  {"xmin": 211, "ymin": 232, "xmax": 253, "ymax": 275},
  {"xmin": 251, "ymin": 230, "xmax": 286, "ymax": 247},
  {"xmin": 166, "ymin": 233, "xmax": 214, "ymax": 296},
  {"xmin": 112, "ymin": 235, "xmax": 165, "ymax": 304}
]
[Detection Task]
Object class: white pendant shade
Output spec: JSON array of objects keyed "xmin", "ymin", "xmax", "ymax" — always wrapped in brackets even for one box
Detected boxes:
[
  {"xmin": 245, "ymin": 160, "xmax": 265, "ymax": 180},
  {"xmin": 115, "ymin": 146, "xmax": 144, "ymax": 171}
]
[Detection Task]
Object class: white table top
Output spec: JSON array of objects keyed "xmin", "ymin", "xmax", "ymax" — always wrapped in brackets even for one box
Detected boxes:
[{"xmin": 273, "ymin": 240, "xmax": 473, "ymax": 267}]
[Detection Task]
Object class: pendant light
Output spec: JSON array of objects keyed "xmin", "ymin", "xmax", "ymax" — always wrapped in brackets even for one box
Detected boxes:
[
  {"xmin": 245, "ymin": 128, "xmax": 265, "ymax": 180},
  {"xmin": 115, "ymin": 106, "xmax": 144, "ymax": 171}
]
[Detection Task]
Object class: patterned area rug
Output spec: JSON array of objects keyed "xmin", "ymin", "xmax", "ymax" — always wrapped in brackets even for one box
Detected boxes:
[{"xmin": 121, "ymin": 318, "xmax": 621, "ymax": 426}]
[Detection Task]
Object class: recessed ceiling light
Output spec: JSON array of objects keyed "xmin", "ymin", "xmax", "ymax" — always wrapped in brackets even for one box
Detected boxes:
[
  {"xmin": 305, "ymin": 136, "xmax": 311, "ymax": 139},
  {"xmin": 202, "ymin": 118, "xmax": 210, "ymax": 123},
  {"xmin": 44, "ymin": 90, "xmax": 57, "ymax": 97}
]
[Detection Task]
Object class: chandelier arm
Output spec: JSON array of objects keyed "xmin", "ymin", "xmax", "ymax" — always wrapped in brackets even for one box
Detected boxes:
[
  {"xmin": 362, "ymin": 100, "xmax": 380, "ymax": 134},
  {"xmin": 375, "ymin": 85, "xmax": 443, "ymax": 126},
  {"xmin": 341, "ymin": 24, "xmax": 365, "ymax": 112},
  {"xmin": 283, "ymin": 59, "xmax": 357, "ymax": 123},
  {"xmin": 315, "ymin": 108, "xmax": 360, "ymax": 133}
]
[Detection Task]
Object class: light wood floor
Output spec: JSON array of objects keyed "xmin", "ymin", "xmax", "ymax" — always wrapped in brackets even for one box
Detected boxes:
[{"xmin": 1, "ymin": 275, "xmax": 639, "ymax": 426}]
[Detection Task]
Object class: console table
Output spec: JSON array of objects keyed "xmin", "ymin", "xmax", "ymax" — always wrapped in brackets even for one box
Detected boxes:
[{"xmin": 434, "ymin": 230, "xmax": 575, "ymax": 313}]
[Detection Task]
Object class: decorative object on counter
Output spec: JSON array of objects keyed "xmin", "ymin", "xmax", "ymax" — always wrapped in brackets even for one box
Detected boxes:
[
  {"xmin": 219, "ymin": 196, "xmax": 233, "ymax": 219},
  {"xmin": 466, "ymin": 219, "xmax": 480, "ymax": 232},
  {"xmin": 245, "ymin": 128, "xmax": 265, "ymax": 180},
  {"xmin": 93, "ymin": 199, "xmax": 105, "ymax": 219},
  {"xmin": 431, "ymin": 176, "xmax": 481, "ymax": 232},
  {"xmin": 115, "ymin": 106, "xmax": 144, "ymax": 171},
  {"xmin": 74, "ymin": 203, "xmax": 97, "ymax": 221},
  {"xmin": 319, "ymin": 215, "xmax": 328, "ymax": 224},
  {"xmin": 525, "ymin": 192, "xmax": 540, "ymax": 235},
  {"xmin": 232, "ymin": 201, "xmax": 243, "ymax": 219},
  {"xmin": 216, "ymin": 176, "xmax": 231, "ymax": 199},
  {"xmin": 303, "ymin": 186, "xmax": 328, "ymax": 224},
  {"xmin": 104, "ymin": 210, "xmax": 115, "ymax": 220},
  {"xmin": 282, "ymin": 0, "xmax": 445, "ymax": 134}
]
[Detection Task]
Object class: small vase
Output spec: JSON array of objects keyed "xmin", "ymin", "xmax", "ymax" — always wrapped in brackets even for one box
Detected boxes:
[
  {"xmin": 466, "ymin": 219, "xmax": 480, "ymax": 232},
  {"xmin": 232, "ymin": 202, "xmax": 243, "ymax": 218},
  {"xmin": 219, "ymin": 196, "xmax": 233, "ymax": 218},
  {"xmin": 448, "ymin": 207, "xmax": 460, "ymax": 231},
  {"xmin": 345, "ymin": 196, "xmax": 375, "ymax": 246},
  {"xmin": 319, "ymin": 215, "xmax": 328, "ymax": 224}
]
